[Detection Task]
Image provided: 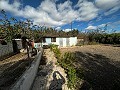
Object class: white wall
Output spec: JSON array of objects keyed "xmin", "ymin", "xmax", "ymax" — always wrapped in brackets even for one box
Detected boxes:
[
  {"xmin": 69, "ymin": 37, "xmax": 77, "ymax": 46},
  {"xmin": 42, "ymin": 38, "xmax": 57, "ymax": 46},
  {"xmin": 0, "ymin": 42, "xmax": 13, "ymax": 57},
  {"xmin": 46, "ymin": 38, "xmax": 51, "ymax": 44},
  {"xmin": 57, "ymin": 37, "xmax": 77, "ymax": 47},
  {"xmin": 63, "ymin": 38, "xmax": 66, "ymax": 47},
  {"xmin": 42, "ymin": 38, "xmax": 51, "ymax": 46},
  {"xmin": 34, "ymin": 43, "xmax": 42, "ymax": 48},
  {"xmin": 41, "ymin": 37, "xmax": 77, "ymax": 47}
]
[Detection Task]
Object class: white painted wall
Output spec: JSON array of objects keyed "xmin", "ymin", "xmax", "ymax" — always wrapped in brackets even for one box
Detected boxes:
[
  {"xmin": 57, "ymin": 37, "xmax": 77, "ymax": 47},
  {"xmin": 42, "ymin": 37, "xmax": 77, "ymax": 47},
  {"xmin": 34, "ymin": 43, "xmax": 42, "ymax": 48},
  {"xmin": 46, "ymin": 38, "xmax": 51, "ymax": 44},
  {"xmin": 69, "ymin": 37, "xmax": 77, "ymax": 46},
  {"xmin": 42, "ymin": 38, "xmax": 56, "ymax": 46},
  {"xmin": 63, "ymin": 38, "xmax": 66, "ymax": 47}
]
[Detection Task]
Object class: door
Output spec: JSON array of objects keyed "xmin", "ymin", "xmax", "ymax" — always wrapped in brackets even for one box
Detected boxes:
[
  {"xmin": 66, "ymin": 38, "xmax": 70, "ymax": 46},
  {"xmin": 59, "ymin": 38, "xmax": 63, "ymax": 47}
]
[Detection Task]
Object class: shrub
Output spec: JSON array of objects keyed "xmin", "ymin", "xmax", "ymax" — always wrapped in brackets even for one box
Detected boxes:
[
  {"xmin": 49, "ymin": 44, "xmax": 61, "ymax": 59},
  {"xmin": 50, "ymin": 45, "xmax": 82, "ymax": 89},
  {"xmin": 58, "ymin": 52, "xmax": 80, "ymax": 89},
  {"xmin": 89, "ymin": 33, "xmax": 120, "ymax": 44}
]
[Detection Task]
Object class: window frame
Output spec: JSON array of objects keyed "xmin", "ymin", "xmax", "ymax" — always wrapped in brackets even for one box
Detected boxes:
[{"xmin": 51, "ymin": 37, "xmax": 56, "ymax": 42}]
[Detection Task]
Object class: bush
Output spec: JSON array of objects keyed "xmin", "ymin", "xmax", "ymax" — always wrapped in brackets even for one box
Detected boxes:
[
  {"xmin": 88, "ymin": 33, "xmax": 120, "ymax": 44},
  {"xmin": 49, "ymin": 44, "xmax": 61, "ymax": 59},
  {"xmin": 50, "ymin": 45, "xmax": 82, "ymax": 89},
  {"xmin": 59, "ymin": 52, "xmax": 80, "ymax": 89}
]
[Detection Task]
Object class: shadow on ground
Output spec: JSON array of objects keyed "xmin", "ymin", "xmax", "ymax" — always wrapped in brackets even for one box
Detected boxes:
[
  {"xmin": 49, "ymin": 71, "xmax": 65, "ymax": 90},
  {"xmin": 0, "ymin": 58, "xmax": 33, "ymax": 90},
  {"xmin": 75, "ymin": 51, "xmax": 120, "ymax": 90}
]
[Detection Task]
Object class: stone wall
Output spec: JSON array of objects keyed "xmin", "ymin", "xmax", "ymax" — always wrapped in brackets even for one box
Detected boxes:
[{"xmin": 0, "ymin": 42, "xmax": 13, "ymax": 58}]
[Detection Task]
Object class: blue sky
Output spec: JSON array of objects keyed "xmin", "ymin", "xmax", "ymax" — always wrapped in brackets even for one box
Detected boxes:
[{"xmin": 0, "ymin": 0, "xmax": 120, "ymax": 33}]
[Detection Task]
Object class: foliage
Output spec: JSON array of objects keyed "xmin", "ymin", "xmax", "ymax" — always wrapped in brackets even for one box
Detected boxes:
[
  {"xmin": 59, "ymin": 52, "xmax": 79, "ymax": 89},
  {"xmin": 50, "ymin": 45, "xmax": 81, "ymax": 89},
  {"xmin": 49, "ymin": 44, "xmax": 61, "ymax": 59},
  {"xmin": 87, "ymin": 33, "xmax": 120, "ymax": 44},
  {"xmin": 0, "ymin": 10, "xmax": 34, "ymax": 41}
]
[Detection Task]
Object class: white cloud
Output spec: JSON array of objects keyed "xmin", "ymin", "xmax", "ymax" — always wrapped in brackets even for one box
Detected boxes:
[
  {"xmin": 85, "ymin": 25, "xmax": 97, "ymax": 30},
  {"xmin": 76, "ymin": 0, "xmax": 99, "ymax": 21},
  {"xmin": 104, "ymin": 6, "xmax": 120, "ymax": 16},
  {"xmin": 0, "ymin": 0, "xmax": 119, "ymax": 27},
  {"xmin": 95, "ymin": 0, "xmax": 120, "ymax": 15},
  {"xmin": 55, "ymin": 26, "xmax": 61, "ymax": 30},
  {"xmin": 0, "ymin": 0, "xmax": 100, "ymax": 27},
  {"xmin": 98, "ymin": 24, "xmax": 106, "ymax": 28},
  {"xmin": 63, "ymin": 28, "xmax": 72, "ymax": 32}
]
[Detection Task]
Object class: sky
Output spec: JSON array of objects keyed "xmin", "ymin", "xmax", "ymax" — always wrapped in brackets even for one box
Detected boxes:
[{"xmin": 0, "ymin": 0, "xmax": 120, "ymax": 33}]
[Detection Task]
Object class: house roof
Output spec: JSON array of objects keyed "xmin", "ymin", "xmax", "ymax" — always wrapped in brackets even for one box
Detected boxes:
[{"xmin": 42, "ymin": 35, "xmax": 76, "ymax": 38}]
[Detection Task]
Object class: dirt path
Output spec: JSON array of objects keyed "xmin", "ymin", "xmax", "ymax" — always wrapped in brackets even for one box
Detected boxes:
[{"xmin": 32, "ymin": 49, "xmax": 69, "ymax": 90}]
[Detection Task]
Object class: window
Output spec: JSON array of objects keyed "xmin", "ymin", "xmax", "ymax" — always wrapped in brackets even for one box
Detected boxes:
[{"xmin": 51, "ymin": 37, "xmax": 56, "ymax": 42}]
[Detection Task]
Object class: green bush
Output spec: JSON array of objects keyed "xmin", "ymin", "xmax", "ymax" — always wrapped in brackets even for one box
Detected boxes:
[
  {"xmin": 88, "ymin": 33, "xmax": 120, "ymax": 44},
  {"xmin": 58, "ymin": 52, "xmax": 80, "ymax": 89},
  {"xmin": 49, "ymin": 44, "xmax": 61, "ymax": 59},
  {"xmin": 50, "ymin": 45, "xmax": 82, "ymax": 89}
]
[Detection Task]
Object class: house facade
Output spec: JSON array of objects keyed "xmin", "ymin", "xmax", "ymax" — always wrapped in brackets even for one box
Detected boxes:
[{"xmin": 41, "ymin": 36, "xmax": 77, "ymax": 47}]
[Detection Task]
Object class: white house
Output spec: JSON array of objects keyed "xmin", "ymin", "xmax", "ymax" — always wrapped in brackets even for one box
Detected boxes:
[{"xmin": 40, "ymin": 36, "xmax": 77, "ymax": 47}]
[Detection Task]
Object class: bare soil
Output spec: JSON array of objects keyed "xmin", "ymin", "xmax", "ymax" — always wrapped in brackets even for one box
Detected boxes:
[
  {"xmin": 60, "ymin": 45, "xmax": 120, "ymax": 90},
  {"xmin": 0, "ymin": 53, "xmax": 33, "ymax": 90},
  {"xmin": 32, "ymin": 49, "xmax": 69, "ymax": 90}
]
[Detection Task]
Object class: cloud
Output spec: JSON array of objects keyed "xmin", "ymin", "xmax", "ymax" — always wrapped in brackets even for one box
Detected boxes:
[
  {"xmin": 104, "ymin": 6, "xmax": 120, "ymax": 16},
  {"xmin": 0, "ymin": 0, "xmax": 23, "ymax": 16},
  {"xmin": 85, "ymin": 25, "xmax": 97, "ymax": 30},
  {"xmin": 0, "ymin": 0, "xmax": 119, "ymax": 27},
  {"xmin": 98, "ymin": 24, "xmax": 106, "ymax": 28},
  {"xmin": 76, "ymin": 0, "xmax": 99, "ymax": 21},
  {"xmin": 55, "ymin": 26, "xmax": 61, "ymax": 30},
  {"xmin": 95, "ymin": 0, "xmax": 120, "ymax": 15},
  {"xmin": 0, "ymin": 0, "xmax": 101, "ymax": 27},
  {"xmin": 63, "ymin": 28, "xmax": 72, "ymax": 32}
]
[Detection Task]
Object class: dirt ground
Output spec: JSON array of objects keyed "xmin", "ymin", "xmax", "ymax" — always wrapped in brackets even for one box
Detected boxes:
[
  {"xmin": 32, "ymin": 49, "xmax": 69, "ymax": 90},
  {"xmin": 60, "ymin": 45, "xmax": 120, "ymax": 61},
  {"xmin": 60, "ymin": 45, "xmax": 120, "ymax": 90},
  {"xmin": 0, "ymin": 53, "xmax": 33, "ymax": 90}
]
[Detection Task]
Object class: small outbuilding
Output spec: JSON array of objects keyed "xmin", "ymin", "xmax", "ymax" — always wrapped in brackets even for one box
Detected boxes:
[{"xmin": 41, "ymin": 36, "xmax": 77, "ymax": 47}]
